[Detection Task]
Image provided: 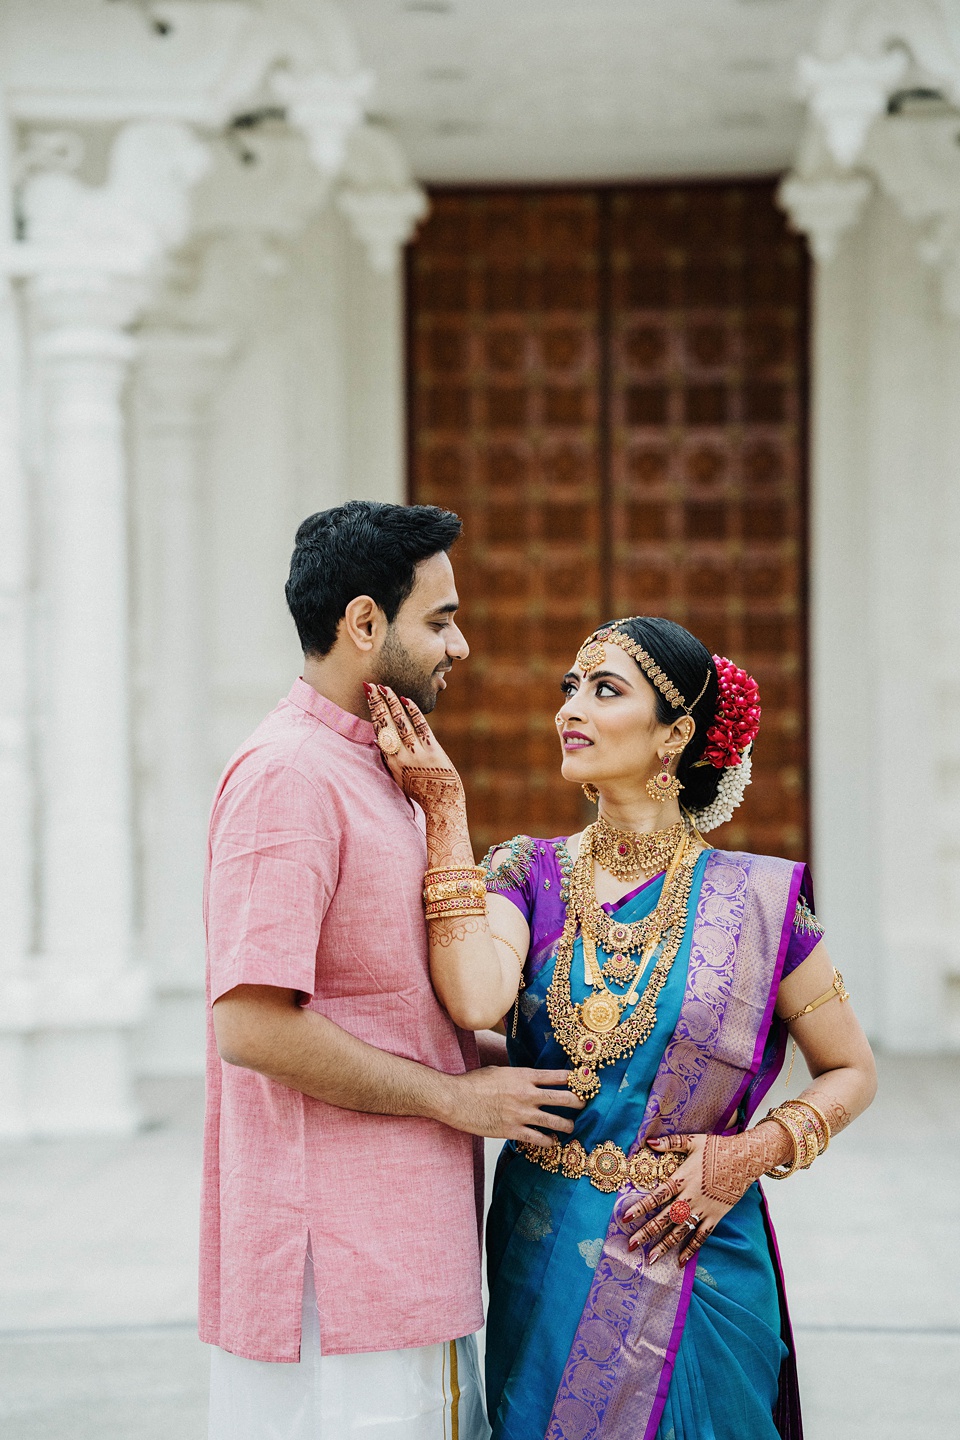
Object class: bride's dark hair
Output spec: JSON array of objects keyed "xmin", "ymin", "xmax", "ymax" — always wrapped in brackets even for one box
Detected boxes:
[{"xmin": 606, "ymin": 615, "xmax": 724, "ymax": 811}]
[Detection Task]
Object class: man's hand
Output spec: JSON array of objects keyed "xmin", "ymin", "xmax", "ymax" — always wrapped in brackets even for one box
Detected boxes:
[
  {"xmin": 213, "ymin": 986, "xmax": 583, "ymax": 1146},
  {"xmin": 439, "ymin": 1066, "xmax": 585, "ymax": 1148}
]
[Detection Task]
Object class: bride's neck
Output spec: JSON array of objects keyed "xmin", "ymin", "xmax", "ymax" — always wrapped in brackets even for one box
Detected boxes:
[{"xmin": 595, "ymin": 786, "xmax": 682, "ymax": 834}]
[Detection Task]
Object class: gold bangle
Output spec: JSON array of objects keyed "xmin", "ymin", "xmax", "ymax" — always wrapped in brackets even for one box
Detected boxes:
[
  {"xmin": 425, "ymin": 899, "xmax": 487, "ymax": 921},
  {"xmin": 762, "ymin": 1112, "xmax": 801, "ymax": 1179},
  {"xmin": 787, "ymin": 1098, "xmax": 831, "ymax": 1154},
  {"xmin": 780, "ymin": 1101, "xmax": 825, "ymax": 1161},
  {"xmin": 767, "ymin": 1105, "xmax": 817, "ymax": 1170},
  {"xmin": 425, "ymin": 879, "xmax": 487, "ymax": 904},
  {"xmin": 424, "ymin": 866, "xmax": 484, "ymax": 884},
  {"xmin": 491, "ymin": 932, "xmax": 526, "ymax": 969}
]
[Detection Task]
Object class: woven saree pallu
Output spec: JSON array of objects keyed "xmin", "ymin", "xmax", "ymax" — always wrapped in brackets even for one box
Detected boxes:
[{"xmin": 544, "ymin": 850, "xmax": 805, "ymax": 1440}]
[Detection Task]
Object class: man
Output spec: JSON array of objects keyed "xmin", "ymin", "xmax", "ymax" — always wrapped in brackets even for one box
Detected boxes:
[{"xmin": 201, "ymin": 500, "xmax": 580, "ymax": 1439}]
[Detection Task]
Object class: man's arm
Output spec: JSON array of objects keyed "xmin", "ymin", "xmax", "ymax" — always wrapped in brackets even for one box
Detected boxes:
[{"xmin": 213, "ymin": 984, "xmax": 581, "ymax": 1147}]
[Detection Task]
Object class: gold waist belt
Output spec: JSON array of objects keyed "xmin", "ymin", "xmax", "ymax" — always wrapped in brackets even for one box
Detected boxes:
[{"xmin": 516, "ymin": 1136, "xmax": 687, "ymax": 1194}]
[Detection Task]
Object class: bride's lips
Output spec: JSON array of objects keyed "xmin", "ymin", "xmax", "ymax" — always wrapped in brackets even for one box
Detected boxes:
[{"xmin": 562, "ymin": 730, "xmax": 593, "ymax": 750}]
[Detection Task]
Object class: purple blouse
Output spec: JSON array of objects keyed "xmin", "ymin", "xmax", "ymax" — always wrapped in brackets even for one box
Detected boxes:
[{"xmin": 481, "ymin": 835, "xmax": 824, "ymax": 982}]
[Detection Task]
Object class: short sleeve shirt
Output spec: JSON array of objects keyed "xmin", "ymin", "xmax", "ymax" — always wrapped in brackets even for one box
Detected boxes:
[{"xmin": 199, "ymin": 680, "xmax": 484, "ymax": 1361}]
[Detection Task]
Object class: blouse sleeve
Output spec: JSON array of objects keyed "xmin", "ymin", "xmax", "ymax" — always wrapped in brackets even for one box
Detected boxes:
[
  {"xmin": 480, "ymin": 834, "xmax": 540, "ymax": 923},
  {"xmin": 781, "ymin": 884, "xmax": 825, "ymax": 979}
]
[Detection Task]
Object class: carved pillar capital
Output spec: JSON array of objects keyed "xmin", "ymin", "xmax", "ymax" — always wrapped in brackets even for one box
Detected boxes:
[
  {"xmin": 272, "ymin": 68, "xmax": 373, "ymax": 179},
  {"xmin": 336, "ymin": 123, "xmax": 428, "ymax": 272},
  {"xmin": 778, "ymin": 172, "xmax": 873, "ymax": 263},
  {"xmin": 797, "ymin": 50, "xmax": 907, "ymax": 169},
  {"xmin": 337, "ymin": 187, "xmax": 428, "ymax": 272}
]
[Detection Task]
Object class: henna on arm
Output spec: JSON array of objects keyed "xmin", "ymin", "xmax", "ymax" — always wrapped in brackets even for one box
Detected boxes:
[
  {"xmin": 402, "ymin": 771, "xmax": 475, "ymax": 869},
  {"xmin": 429, "ymin": 916, "xmax": 488, "ymax": 949},
  {"xmin": 799, "ymin": 1090, "xmax": 853, "ymax": 1137}
]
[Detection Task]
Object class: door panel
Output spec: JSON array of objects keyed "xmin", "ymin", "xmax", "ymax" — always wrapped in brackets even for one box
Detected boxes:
[{"xmin": 408, "ymin": 184, "xmax": 809, "ymax": 860}]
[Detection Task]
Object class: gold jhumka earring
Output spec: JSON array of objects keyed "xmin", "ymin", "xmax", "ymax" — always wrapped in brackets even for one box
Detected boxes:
[
  {"xmin": 646, "ymin": 752, "xmax": 683, "ymax": 804},
  {"xmin": 582, "ymin": 784, "xmax": 599, "ymax": 803}
]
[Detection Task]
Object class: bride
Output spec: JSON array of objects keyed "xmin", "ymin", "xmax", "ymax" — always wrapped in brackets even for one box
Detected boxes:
[{"xmin": 366, "ymin": 613, "xmax": 876, "ymax": 1440}]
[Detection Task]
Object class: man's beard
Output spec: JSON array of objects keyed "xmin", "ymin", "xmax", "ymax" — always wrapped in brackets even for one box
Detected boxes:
[{"xmin": 374, "ymin": 627, "xmax": 448, "ymax": 713}]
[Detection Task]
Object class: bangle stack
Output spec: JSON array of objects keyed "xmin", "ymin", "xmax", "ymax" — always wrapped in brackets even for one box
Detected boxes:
[
  {"xmin": 423, "ymin": 866, "xmax": 487, "ymax": 921},
  {"xmin": 762, "ymin": 1098, "xmax": 832, "ymax": 1179}
]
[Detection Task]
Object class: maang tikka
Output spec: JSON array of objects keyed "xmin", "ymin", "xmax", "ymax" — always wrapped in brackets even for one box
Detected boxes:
[{"xmin": 646, "ymin": 752, "xmax": 684, "ymax": 804}]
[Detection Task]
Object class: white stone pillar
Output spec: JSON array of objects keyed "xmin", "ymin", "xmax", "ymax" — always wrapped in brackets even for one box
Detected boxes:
[
  {"xmin": 807, "ymin": 220, "xmax": 881, "ymax": 1038},
  {"xmin": 0, "ymin": 98, "xmax": 34, "ymax": 1138},
  {"xmin": 134, "ymin": 329, "xmax": 230, "ymax": 1076},
  {"xmin": 26, "ymin": 271, "xmax": 150, "ymax": 1132},
  {"xmin": 10, "ymin": 119, "xmax": 210, "ymax": 1133}
]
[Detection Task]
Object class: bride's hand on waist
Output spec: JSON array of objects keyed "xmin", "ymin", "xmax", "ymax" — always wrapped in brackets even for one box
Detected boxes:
[{"xmin": 621, "ymin": 1126, "xmax": 787, "ymax": 1267}]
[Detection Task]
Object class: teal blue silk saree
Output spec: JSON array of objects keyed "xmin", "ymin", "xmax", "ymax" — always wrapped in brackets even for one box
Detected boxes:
[{"xmin": 483, "ymin": 839, "xmax": 811, "ymax": 1440}]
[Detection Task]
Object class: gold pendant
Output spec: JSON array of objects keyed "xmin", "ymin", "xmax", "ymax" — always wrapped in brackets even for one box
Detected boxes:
[
  {"xmin": 580, "ymin": 992, "xmax": 621, "ymax": 1033},
  {"xmin": 568, "ymin": 1064, "xmax": 601, "ymax": 1102},
  {"xmin": 602, "ymin": 952, "xmax": 639, "ymax": 984}
]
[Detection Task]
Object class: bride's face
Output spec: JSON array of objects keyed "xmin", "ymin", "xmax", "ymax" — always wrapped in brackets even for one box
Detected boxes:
[{"xmin": 556, "ymin": 643, "xmax": 664, "ymax": 788}]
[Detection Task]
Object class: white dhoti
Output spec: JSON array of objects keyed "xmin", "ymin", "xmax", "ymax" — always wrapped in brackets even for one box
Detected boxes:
[{"xmin": 208, "ymin": 1253, "xmax": 490, "ymax": 1440}]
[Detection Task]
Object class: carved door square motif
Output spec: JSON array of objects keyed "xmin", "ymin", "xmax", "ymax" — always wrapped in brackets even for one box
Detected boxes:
[{"xmin": 409, "ymin": 184, "xmax": 809, "ymax": 859}]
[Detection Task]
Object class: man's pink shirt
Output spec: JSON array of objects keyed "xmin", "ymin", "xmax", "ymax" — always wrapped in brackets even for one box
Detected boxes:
[{"xmin": 200, "ymin": 679, "xmax": 484, "ymax": 1361}]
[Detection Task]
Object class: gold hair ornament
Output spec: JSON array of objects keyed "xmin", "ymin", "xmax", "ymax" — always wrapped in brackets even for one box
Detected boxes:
[{"xmin": 576, "ymin": 619, "xmax": 711, "ymax": 715}]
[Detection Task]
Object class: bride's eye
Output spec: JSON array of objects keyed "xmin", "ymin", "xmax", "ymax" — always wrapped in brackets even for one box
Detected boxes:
[
  {"xmin": 559, "ymin": 679, "xmax": 577, "ymax": 696},
  {"xmin": 595, "ymin": 681, "xmax": 621, "ymax": 697}
]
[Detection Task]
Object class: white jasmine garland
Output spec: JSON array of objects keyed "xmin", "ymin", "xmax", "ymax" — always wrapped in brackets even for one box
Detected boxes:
[{"xmin": 689, "ymin": 745, "xmax": 753, "ymax": 834}]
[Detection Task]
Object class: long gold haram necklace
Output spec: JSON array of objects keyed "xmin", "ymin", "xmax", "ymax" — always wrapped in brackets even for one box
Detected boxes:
[{"xmin": 547, "ymin": 825, "xmax": 702, "ymax": 1101}]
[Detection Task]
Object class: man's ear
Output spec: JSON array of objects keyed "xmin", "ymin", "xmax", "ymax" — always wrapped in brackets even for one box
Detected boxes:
[{"xmin": 342, "ymin": 595, "xmax": 385, "ymax": 654}]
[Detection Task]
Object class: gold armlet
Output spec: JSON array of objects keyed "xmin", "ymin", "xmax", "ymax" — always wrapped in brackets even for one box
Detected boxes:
[{"xmin": 783, "ymin": 968, "xmax": 849, "ymax": 1025}]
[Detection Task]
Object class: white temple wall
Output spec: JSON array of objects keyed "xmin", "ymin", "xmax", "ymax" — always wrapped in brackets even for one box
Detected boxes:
[
  {"xmin": 130, "ymin": 206, "xmax": 406, "ymax": 1077},
  {"xmin": 811, "ymin": 189, "xmax": 960, "ymax": 1051}
]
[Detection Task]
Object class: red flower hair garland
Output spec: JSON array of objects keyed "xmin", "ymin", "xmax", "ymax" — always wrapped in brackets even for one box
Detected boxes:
[{"xmin": 700, "ymin": 656, "xmax": 761, "ymax": 769}]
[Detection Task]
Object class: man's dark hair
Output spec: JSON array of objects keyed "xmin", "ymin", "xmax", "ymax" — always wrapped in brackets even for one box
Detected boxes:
[{"xmin": 285, "ymin": 500, "xmax": 463, "ymax": 656}]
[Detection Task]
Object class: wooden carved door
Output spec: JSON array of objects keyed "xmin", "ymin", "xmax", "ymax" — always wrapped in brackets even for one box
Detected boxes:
[{"xmin": 408, "ymin": 183, "xmax": 809, "ymax": 861}]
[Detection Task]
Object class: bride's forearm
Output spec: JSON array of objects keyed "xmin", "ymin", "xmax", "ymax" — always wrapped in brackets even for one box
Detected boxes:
[
  {"xmin": 415, "ymin": 774, "xmax": 474, "ymax": 870},
  {"xmin": 408, "ymin": 774, "xmax": 519, "ymax": 1030},
  {"xmin": 798, "ymin": 1061, "xmax": 876, "ymax": 1137}
]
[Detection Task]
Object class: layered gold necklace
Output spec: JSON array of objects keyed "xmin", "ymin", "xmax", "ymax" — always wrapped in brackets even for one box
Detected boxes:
[
  {"xmin": 592, "ymin": 815, "xmax": 685, "ymax": 883},
  {"xmin": 546, "ymin": 823, "xmax": 703, "ymax": 1101}
]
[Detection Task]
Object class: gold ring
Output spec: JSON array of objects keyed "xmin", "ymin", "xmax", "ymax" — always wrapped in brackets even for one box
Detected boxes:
[{"xmin": 377, "ymin": 731, "xmax": 401, "ymax": 756}]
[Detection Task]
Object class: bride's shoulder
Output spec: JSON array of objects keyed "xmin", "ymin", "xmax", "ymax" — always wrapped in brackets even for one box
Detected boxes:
[{"xmin": 481, "ymin": 833, "xmax": 575, "ymax": 891}]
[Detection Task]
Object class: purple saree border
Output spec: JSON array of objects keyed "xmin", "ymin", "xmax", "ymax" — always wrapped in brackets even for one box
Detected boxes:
[
  {"xmin": 544, "ymin": 849, "xmax": 802, "ymax": 1440},
  {"xmin": 646, "ymin": 1259, "xmax": 697, "ymax": 1440},
  {"xmin": 719, "ymin": 859, "xmax": 806, "ymax": 1130}
]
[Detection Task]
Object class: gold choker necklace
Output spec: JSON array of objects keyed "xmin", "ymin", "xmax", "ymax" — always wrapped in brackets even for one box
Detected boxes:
[{"xmin": 593, "ymin": 815, "xmax": 685, "ymax": 882}]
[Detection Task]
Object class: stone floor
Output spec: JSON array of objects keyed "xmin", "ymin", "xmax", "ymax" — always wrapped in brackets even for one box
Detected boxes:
[{"xmin": 0, "ymin": 1054, "xmax": 957, "ymax": 1439}]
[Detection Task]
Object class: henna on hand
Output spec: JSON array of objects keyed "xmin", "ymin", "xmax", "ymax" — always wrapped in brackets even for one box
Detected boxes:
[
  {"xmin": 382, "ymin": 687, "xmax": 417, "ymax": 751},
  {"xmin": 624, "ymin": 1174, "xmax": 682, "ymax": 1224},
  {"xmin": 401, "ymin": 696, "xmax": 432, "ymax": 744},
  {"xmin": 647, "ymin": 1222, "xmax": 688, "ymax": 1263},
  {"xmin": 679, "ymin": 1226, "xmax": 709, "ymax": 1267},
  {"xmin": 701, "ymin": 1123, "xmax": 790, "ymax": 1206}
]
